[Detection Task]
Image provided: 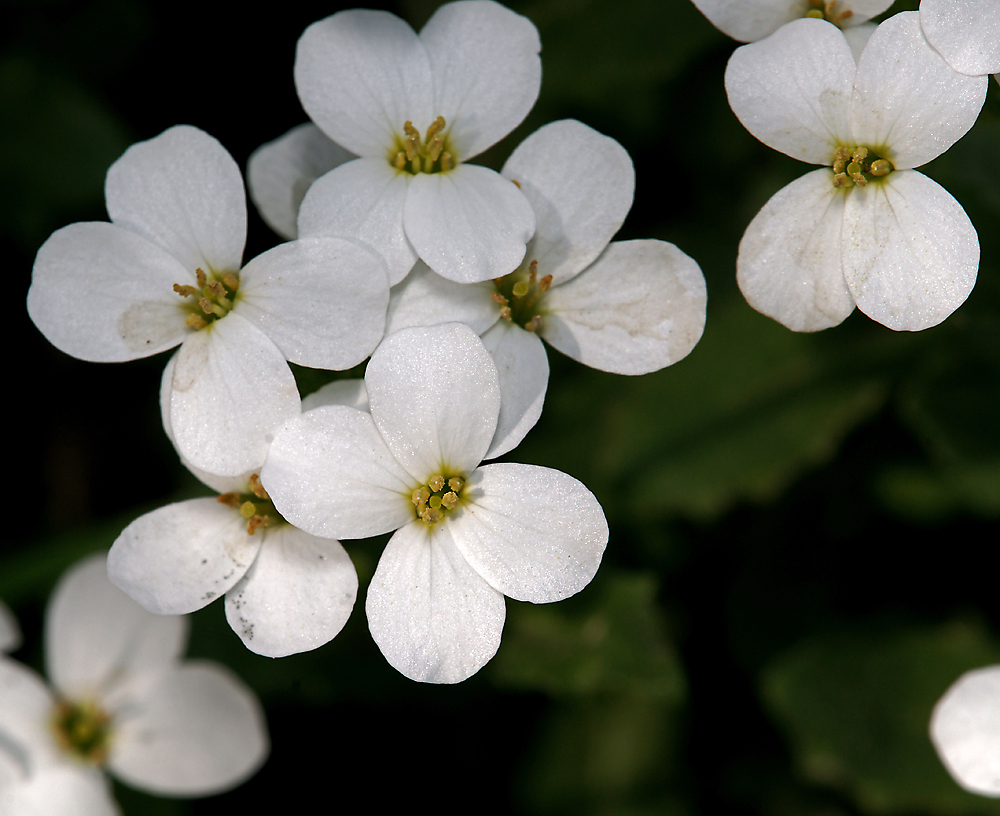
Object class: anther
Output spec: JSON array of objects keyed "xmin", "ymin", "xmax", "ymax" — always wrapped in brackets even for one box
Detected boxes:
[
  {"xmin": 448, "ymin": 476, "xmax": 464, "ymax": 492},
  {"xmin": 249, "ymin": 473, "xmax": 269, "ymax": 500},
  {"xmin": 428, "ymin": 475, "xmax": 445, "ymax": 493},
  {"xmin": 492, "ymin": 293, "xmax": 509, "ymax": 306},
  {"xmin": 441, "ymin": 491, "xmax": 459, "ymax": 509},
  {"xmin": 870, "ymin": 159, "xmax": 892, "ymax": 176},
  {"xmin": 525, "ymin": 315, "xmax": 542, "ymax": 333}
]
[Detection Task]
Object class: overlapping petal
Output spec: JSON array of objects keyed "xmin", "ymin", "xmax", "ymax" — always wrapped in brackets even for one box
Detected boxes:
[
  {"xmin": 385, "ymin": 261, "xmax": 499, "ymax": 336},
  {"xmin": 0, "ymin": 765, "xmax": 120, "ymax": 816},
  {"xmin": 920, "ymin": 0, "xmax": 1000, "ymax": 77},
  {"xmin": 930, "ymin": 665, "xmax": 1000, "ymax": 796},
  {"xmin": 692, "ymin": 0, "xmax": 892, "ymax": 42},
  {"xmin": 0, "ymin": 659, "xmax": 61, "ymax": 771}
]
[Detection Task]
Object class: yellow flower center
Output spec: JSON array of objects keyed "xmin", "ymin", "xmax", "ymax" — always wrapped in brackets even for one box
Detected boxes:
[
  {"xmin": 805, "ymin": 0, "xmax": 854, "ymax": 26},
  {"xmin": 52, "ymin": 699, "xmax": 111, "ymax": 765},
  {"xmin": 831, "ymin": 145, "xmax": 893, "ymax": 189},
  {"xmin": 492, "ymin": 259, "xmax": 552, "ymax": 333},
  {"xmin": 412, "ymin": 473, "xmax": 466, "ymax": 526},
  {"xmin": 390, "ymin": 116, "xmax": 456, "ymax": 175},
  {"xmin": 174, "ymin": 267, "xmax": 240, "ymax": 330},
  {"xmin": 218, "ymin": 474, "xmax": 286, "ymax": 535}
]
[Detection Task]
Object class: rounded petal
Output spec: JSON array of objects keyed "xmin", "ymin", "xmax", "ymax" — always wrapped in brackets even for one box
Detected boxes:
[
  {"xmin": 235, "ymin": 236, "xmax": 389, "ymax": 370},
  {"xmin": 725, "ymin": 18, "xmax": 855, "ymax": 163},
  {"xmin": 420, "ymin": 0, "xmax": 541, "ymax": 158},
  {"xmin": 542, "ymin": 239, "xmax": 708, "ymax": 371},
  {"xmin": 46, "ymin": 553, "xmax": 189, "ymax": 699},
  {"xmin": 851, "ymin": 11, "xmax": 987, "ymax": 169},
  {"xmin": 502, "ymin": 119, "xmax": 635, "ymax": 286},
  {"xmin": 28, "ymin": 222, "xmax": 189, "ymax": 362},
  {"xmin": 105, "ymin": 125, "xmax": 246, "ymax": 274},
  {"xmin": 247, "ymin": 123, "xmax": 356, "ymax": 240},
  {"xmin": 294, "ymin": 9, "xmax": 433, "ymax": 157},
  {"xmin": 0, "ymin": 658, "xmax": 61, "ymax": 771},
  {"xmin": 481, "ymin": 321, "xmax": 547, "ymax": 460},
  {"xmin": 224, "ymin": 526, "xmax": 357, "ymax": 658},
  {"xmin": 365, "ymin": 521, "xmax": 505, "ymax": 684},
  {"xmin": 297, "ymin": 158, "xmax": 417, "ymax": 285},
  {"xmin": 0, "ymin": 765, "xmax": 120, "ymax": 816},
  {"xmin": 931, "ymin": 665, "xmax": 1000, "ymax": 796},
  {"xmin": 0, "ymin": 601, "xmax": 21, "ymax": 653},
  {"xmin": 365, "ymin": 323, "xmax": 500, "ymax": 480},
  {"xmin": 404, "ymin": 164, "xmax": 535, "ymax": 283},
  {"xmin": 920, "ymin": 0, "xmax": 1000, "ymax": 76},
  {"xmin": 300, "ymin": 379, "xmax": 369, "ymax": 413},
  {"xmin": 260, "ymin": 405, "xmax": 414, "ymax": 541},
  {"xmin": 448, "ymin": 463, "xmax": 608, "ymax": 603},
  {"xmin": 107, "ymin": 662, "xmax": 268, "ymax": 797},
  {"xmin": 842, "ymin": 21, "xmax": 876, "ymax": 62},
  {"xmin": 107, "ymin": 498, "xmax": 261, "ymax": 616},
  {"xmin": 841, "ymin": 170, "xmax": 978, "ymax": 331},
  {"xmin": 690, "ymin": 0, "xmax": 807, "ymax": 42},
  {"xmin": 737, "ymin": 169, "xmax": 855, "ymax": 332},
  {"xmin": 165, "ymin": 313, "xmax": 301, "ymax": 477},
  {"xmin": 385, "ymin": 261, "xmax": 499, "ymax": 336}
]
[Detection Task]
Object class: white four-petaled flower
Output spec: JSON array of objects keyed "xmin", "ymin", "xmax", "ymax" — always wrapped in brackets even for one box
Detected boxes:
[{"xmin": 689, "ymin": 0, "xmax": 892, "ymax": 43}]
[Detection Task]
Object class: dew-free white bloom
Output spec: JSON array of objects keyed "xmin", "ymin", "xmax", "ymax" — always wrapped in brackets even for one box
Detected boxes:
[
  {"xmin": 690, "ymin": 0, "xmax": 892, "ymax": 42},
  {"xmin": 260, "ymin": 323, "xmax": 609, "ymax": 684},
  {"xmin": 919, "ymin": 0, "xmax": 1000, "ymax": 77},
  {"xmin": 0, "ymin": 554, "xmax": 268, "ymax": 816},
  {"xmin": 726, "ymin": 13, "xmax": 987, "ymax": 332},
  {"xmin": 293, "ymin": 0, "xmax": 539, "ymax": 285},
  {"xmin": 27, "ymin": 125, "xmax": 390, "ymax": 477}
]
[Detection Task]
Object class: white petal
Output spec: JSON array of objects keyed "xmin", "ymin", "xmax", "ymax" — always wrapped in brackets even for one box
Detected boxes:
[
  {"xmin": 0, "ymin": 601, "xmax": 21, "ymax": 653},
  {"xmin": 725, "ymin": 18, "xmax": 855, "ymax": 163},
  {"xmin": 690, "ymin": 0, "xmax": 805, "ymax": 42},
  {"xmin": 107, "ymin": 498, "xmax": 261, "ymax": 616},
  {"xmin": 247, "ymin": 124, "xmax": 355, "ymax": 240},
  {"xmin": 385, "ymin": 261, "xmax": 499, "ymax": 336},
  {"xmin": 502, "ymin": 119, "xmax": 635, "ymax": 286},
  {"xmin": 107, "ymin": 662, "xmax": 267, "ymax": 796},
  {"xmin": 419, "ymin": 0, "xmax": 541, "ymax": 159},
  {"xmin": 46, "ymin": 553, "xmax": 188, "ymax": 699},
  {"xmin": 851, "ymin": 11, "xmax": 988, "ymax": 169},
  {"xmin": 842, "ymin": 22, "xmax": 876, "ymax": 62},
  {"xmin": 27, "ymin": 222, "xmax": 189, "ymax": 362},
  {"xmin": 0, "ymin": 765, "xmax": 120, "ymax": 816},
  {"xmin": 104, "ymin": 125, "xmax": 246, "ymax": 274},
  {"xmin": 0, "ymin": 658, "xmax": 61, "ymax": 771},
  {"xmin": 166, "ymin": 313, "xmax": 301, "ymax": 477},
  {"xmin": 297, "ymin": 158, "xmax": 417, "ymax": 285},
  {"xmin": 300, "ymin": 379, "xmax": 369, "ymax": 413},
  {"xmin": 542, "ymin": 239, "xmax": 708, "ymax": 371},
  {"xmin": 294, "ymin": 9, "xmax": 433, "ymax": 157},
  {"xmin": 841, "ymin": 170, "xmax": 978, "ymax": 331},
  {"xmin": 260, "ymin": 405, "xmax": 414, "ymax": 541},
  {"xmin": 235, "ymin": 237, "xmax": 388, "ymax": 370},
  {"xmin": 365, "ymin": 323, "xmax": 500, "ymax": 480},
  {"xmin": 737, "ymin": 169, "xmax": 855, "ymax": 332},
  {"xmin": 365, "ymin": 521, "xmax": 505, "ymax": 684},
  {"xmin": 448, "ymin": 463, "xmax": 608, "ymax": 603},
  {"xmin": 224, "ymin": 526, "xmax": 357, "ymax": 658},
  {"xmin": 931, "ymin": 665, "xmax": 1000, "ymax": 797},
  {"xmin": 481, "ymin": 321, "xmax": 547, "ymax": 460},
  {"xmin": 404, "ymin": 164, "xmax": 535, "ymax": 283},
  {"xmin": 920, "ymin": 0, "xmax": 1000, "ymax": 76}
]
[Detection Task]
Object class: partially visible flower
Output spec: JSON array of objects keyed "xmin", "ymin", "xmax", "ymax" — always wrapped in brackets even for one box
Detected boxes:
[
  {"xmin": 28, "ymin": 125, "xmax": 390, "ymax": 477},
  {"xmin": 690, "ymin": 0, "xmax": 892, "ymax": 42},
  {"xmin": 919, "ymin": 0, "xmax": 1000, "ymax": 77},
  {"xmin": 726, "ymin": 13, "xmax": 987, "ymax": 331},
  {"xmin": 0, "ymin": 554, "xmax": 268, "ymax": 815},
  {"xmin": 261, "ymin": 323, "xmax": 609, "ymax": 684},
  {"xmin": 0, "ymin": 600, "xmax": 20, "ymax": 653},
  {"xmin": 294, "ymin": 0, "xmax": 539, "ymax": 285},
  {"xmin": 930, "ymin": 664, "xmax": 1000, "ymax": 797}
]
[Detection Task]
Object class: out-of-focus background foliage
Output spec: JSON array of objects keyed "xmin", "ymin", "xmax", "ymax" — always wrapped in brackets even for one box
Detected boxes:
[{"xmin": 4, "ymin": 0, "xmax": 1000, "ymax": 812}]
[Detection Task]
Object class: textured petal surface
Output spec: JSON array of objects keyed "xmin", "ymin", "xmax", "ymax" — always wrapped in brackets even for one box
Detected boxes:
[
  {"xmin": 502, "ymin": 119, "xmax": 634, "ymax": 287},
  {"xmin": 224, "ymin": 526, "xmax": 357, "ymax": 658},
  {"xmin": 404, "ymin": 164, "xmax": 535, "ymax": 283},
  {"xmin": 920, "ymin": 0, "xmax": 1000, "ymax": 76},
  {"xmin": 365, "ymin": 521, "xmax": 505, "ymax": 683},
  {"xmin": 46, "ymin": 553, "xmax": 188, "ymax": 698},
  {"xmin": 365, "ymin": 323, "xmax": 500, "ymax": 480},
  {"xmin": 737, "ymin": 169, "xmax": 855, "ymax": 332},
  {"xmin": 542, "ymin": 239, "xmax": 708, "ymax": 372},
  {"xmin": 247, "ymin": 123, "xmax": 355, "ymax": 240},
  {"xmin": 385, "ymin": 261, "xmax": 499, "ymax": 336},
  {"xmin": 448, "ymin": 463, "xmax": 608, "ymax": 603},
  {"xmin": 420, "ymin": 0, "xmax": 541, "ymax": 159},
  {"xmin": 841, "ymin": 170, "xmax": 978, "ymax": 331},
  {"xmin": 108, "ymin": 499, "xmax": 261, "ymax": 616},
  {"xmin": 851, "ymin": 11, "xmax": 988, "ymax": 169},
  {"xmin": 931, "ymin": 665, "xmax": 1000, "ymax": 796},
  {"xmin": 690, "ymin": 0, "xmax": 806, "ymax": 42},
  {"xmin": 105, "ymin": 125, "xmax": 246, "ymax": 274},
  {"xmin": 108, "ymin": 662, "xmax": 268, "ymax": 796},
  {"xmin": 261, "ymin": 405, "xmax": 414, "ymax": 541},
  {"xmin": 725, "ymin": 18, "xmax": 855, "ymax": 164},
  {"xmin": 235, "ymin": 236, "xmax": 388, "ymax": 369},
  {"xmin": 165, "ymin": 313, "xmax": 301, "ymax": 477},
  {"xmin": 0, "ymin": 765, "xmax": 119, "ymax": 816}
]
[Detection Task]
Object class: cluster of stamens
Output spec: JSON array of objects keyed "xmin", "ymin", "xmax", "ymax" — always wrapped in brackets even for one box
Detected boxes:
[
  {"xmin": 412, "ymin": 474, "xmax": 465, "ymax": 525},
  {"xmin": 831, "ymin": 146, "xmax": 893, "ymax": 188},
  {"xmin": 805, "ymin": 0, "xmax": 853, "ymax": 25},
  {"xmin": 52, "ymin": 699, "xmax": 111, "ymax": 764},
  {"xmin": 174, "ymin": 267, "xmax": 240, "ymax": 330},
  {"xmin": 392, "ymin": 116, "xmax": 454, "ymax": 174},
  {"xmin": 492, "ymin": 260, "xmax": 552, "ymax": 333},
  {"xmin": 219, "ymin": 474, "xmax": 282, "ymax": 535}
]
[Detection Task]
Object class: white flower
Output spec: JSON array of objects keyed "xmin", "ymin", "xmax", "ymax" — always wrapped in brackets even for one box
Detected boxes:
[
  {"xmin": 930, "ymin": 664, "xmax": 1000, "ymax": 797},
  {"xmin": 260, "ymin": 323, "xmax": 609, "ymax": 684},
  {"xmin": 919, "ymin": 0, "xmax": 1000, "ymax": 77},
  {"xmin": 385, "ymin": 119, "xmax": 708, "ymax": 457},
  {"xmin": 293, "ymin": 0, "xmax": 539, "ymax": 285},
  {"xmin": 27, "ymin": 125, "xmax": 390, "ymax": 477},
  {"xmin": 690, "ymin": 0, "xmax": 892, "ymax": 42},
  {"xmin": 725, "ymin": 13, "xmax": 988, "ymax": 331},
  {"xmin": 0, "ymin": 554, "xmax": 268, "ymax": 815}
]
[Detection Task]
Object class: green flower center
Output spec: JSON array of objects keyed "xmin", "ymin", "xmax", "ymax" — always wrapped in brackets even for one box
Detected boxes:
[
  {"xmin": 805, "ymin": 0, "xmax": 854, "ymax": 27},
  {"xmin": 412, "ymin": 473, "xmax": 466, "ymax": 526},
  {"xmin": 831, "ymin": 145, "xmax": 893, "ymax": 189},
  {"xmin": 493, "ymin": 259, "xmax": 551, "ymax": 333},
  {"xmin": 218, "ymin": 474, "xmax": 287, "ymax": 535},
  {"xmin": 174, "ymin": 267, "xmax": 240, "ymax": 330},
  {"xmin": 390, "ymin": 116, "xmax": 456, "ymax": 175},
  {"xmin": 52, "ymin": 699, "xmax": 111, "ymax": 764}
]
